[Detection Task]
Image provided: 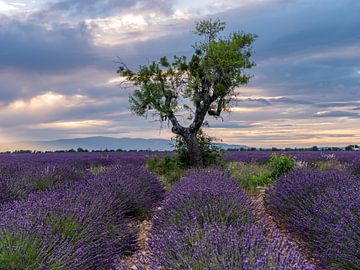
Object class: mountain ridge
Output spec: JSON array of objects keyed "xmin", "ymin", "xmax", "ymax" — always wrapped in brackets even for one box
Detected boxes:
[{"xmin": 3, "ymin": 136, "xmax": 248, "ymax": 151}]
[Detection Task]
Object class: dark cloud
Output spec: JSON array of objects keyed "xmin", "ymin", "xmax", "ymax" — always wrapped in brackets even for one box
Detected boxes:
[
  {"xmin": 47, "ymin": 0, "xmax": 174, "ymax": 18},
  {"xmin": 1, "ymin": 0, "xmax": 360, "ymax": 146},
  {"xmin": 0, "ymin": 16, "xmax": 96, "ymax": 72},
  {"xmin": 221, "ymin": 0, "xmax": 360, "ymax": 103}
]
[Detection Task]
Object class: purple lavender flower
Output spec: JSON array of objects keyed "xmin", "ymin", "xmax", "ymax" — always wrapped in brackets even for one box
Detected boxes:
[
  {"xmin": 152, "ymin": 168, "xmax": 254, "ymax": 232},
  {"xmin": 92, "ymin": 163, "xmax": 165, "ymax": 219},
  {"xmin": 265, "ymin": 168, "xmax": 360, "ymax": 269}
]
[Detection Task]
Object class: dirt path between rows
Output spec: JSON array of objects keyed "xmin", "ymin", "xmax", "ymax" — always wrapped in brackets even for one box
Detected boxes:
[
  {"xmin": 120, "ymin": 218, "xmax": 152, "ymax": 269},
  {"xmin": 118, "ymin": 186, "xmax": 319, "ymax": 270},
  {"xmin": 251, "ymin": 186, "xmax": 319, "ymax": 269}
]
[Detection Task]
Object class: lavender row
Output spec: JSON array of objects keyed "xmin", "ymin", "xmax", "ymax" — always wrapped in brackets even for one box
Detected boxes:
[
  {"xmin": 0, "ymin": 162, "xmax": 85, "ymax": 204},
  {"xmin": 265, "ymin": 168, "xmax": 360, "ymax": 269},
  {"xmin": 0, "ymin": 152, "xmax": 157, "ymax": 181},
  {"xmin": 225, "ymin": 150, "xmax": 360, "ymax": 164},
  {"xmin": 95, "ymin": 164, "xmax": 165, "ymax": 219},
  {"xmin": 119, "ymin": 169, "xmax": 315, "ymax": 269},
  {"xmin": 0, "ymin": 163, "xmax": 165, "ymax": 269},
  {"xmin": 0, "ymin": 152, "xmax": 162, "ymax": 205}
]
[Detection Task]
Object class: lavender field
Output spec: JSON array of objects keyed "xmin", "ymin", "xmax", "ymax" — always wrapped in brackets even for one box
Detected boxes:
[{"xmin": 0, "ymin": 151, "xmax": 359, "ymax": 269}]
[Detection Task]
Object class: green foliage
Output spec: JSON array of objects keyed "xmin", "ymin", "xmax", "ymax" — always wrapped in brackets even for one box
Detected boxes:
[
  {"xmin": 174, "ymin": 130, "xmax": 224, "ymax": 167},
  {"xmin": 227, "ymin": 162, "xmax": 271, "ymax": 192},
  {"xmin": 0, "ymin": 230, "xmax": 42, "ymax": 270},
  {"xmin": 31, "ymin": 178, "xmax": 55, "ymax": 191},
  {"xmin": 228, "ymin": 154, "xmax": 296, "ymax": 192},
  {"xmin": 117, "ymin": 19, "xmax": 256, "ymax": 167},
  {"xmin": 118, "ymin": 21, "xmax": 256, "ymax": 120},
  {"xmin": 47, "ymin": 215, "xmax": 82, "ymax": 240},
  {"xmin": 89, "ymin": 165, "xmax": 107, "ymax": 175},
  {"xmin": 147, "ymin": 131, "xmax": 223, "ymax": 186},
  {"xmin": 147, "ymin": 156, "xmax": 185, "ymax": 187},
  {"xmin": 118, "ymin": 18, "xmax": 256, "ymax": 167},
  {"xmin": 268, "ymin": 153, "xmax": 296, "ymax": 179},
  {"xmin": 311, "ymin": 159, "xmax": 343, "ymax": 171},
  {"xmin": 0, "ymin": 230, "xmax": 64, "ymax": 270},
  {"xmin": 194, "ymin": 18, "xmax": 226, "ymax": 42},
  {"xmin": 250, "ymin": 171, "xmax": 275, "ymax": 188}
]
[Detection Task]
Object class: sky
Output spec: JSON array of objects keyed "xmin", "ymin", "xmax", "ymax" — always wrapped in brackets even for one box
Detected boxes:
[{"xmin": 0, "ymin": 0, "xmax": 360, "ymax": 149}]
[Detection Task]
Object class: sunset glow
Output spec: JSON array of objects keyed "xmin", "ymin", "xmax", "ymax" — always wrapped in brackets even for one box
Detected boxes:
[{"xmin": 0, "ymin": 0, "xmax": 359, "ymax": 149}]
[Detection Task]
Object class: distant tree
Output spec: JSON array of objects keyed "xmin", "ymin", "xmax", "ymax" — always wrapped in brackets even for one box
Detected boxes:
[
  {"xmin": 13, "ymin": 150, "xmax": 32, "ymax": 154},
  {"xmin": 311, "ymin": 146, "xmax": 319, "ymax": 151},
  {"xmin": 345, "ymin": 145, "xmax": 353, "ymax": 151},
  {"xmin": 118, "ymin": 18, "xmax": 256, "ymax": 166}
]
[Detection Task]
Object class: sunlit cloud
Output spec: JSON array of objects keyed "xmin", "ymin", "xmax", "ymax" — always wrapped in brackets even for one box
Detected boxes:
[
  {"xmin": 0, "ymin": 0, "xmax": 17, "ymax": 12},
  {"xmin": 1, "ymin": 0, "xmax": 360, "ymax": 148},
  {"xmin": 85, "ymin": 13, "xmax": 188, "ymax": 46},
  {"xmin": 4, "ymin": 92, "xmax": 90, "ymax": 112},
  {"xmin": 37, "ymin": 120, "xmax": 111, "ymax": 130}
]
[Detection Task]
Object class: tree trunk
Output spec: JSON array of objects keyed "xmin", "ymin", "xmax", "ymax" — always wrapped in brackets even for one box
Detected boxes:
[{"xmin": 183, "ymin": 131, "xmax": 203, "ymax": 167}]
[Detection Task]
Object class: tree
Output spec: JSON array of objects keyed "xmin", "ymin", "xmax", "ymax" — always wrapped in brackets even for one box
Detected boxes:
[{"xmin": 118, "ymin": 18, "xmax": 256, "ymax": 167}]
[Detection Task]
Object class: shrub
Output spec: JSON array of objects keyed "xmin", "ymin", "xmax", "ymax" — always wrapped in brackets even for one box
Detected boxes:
[
  {"xmin": 311, "ymin": 159, "xmax": 343, "ymax": 171},
  {"xmin": 145, "ymin": 223, "xmax": 315, "ymax": 270},
  {"xmin": 0, "ymin": 163, "xmax": 84, "ymax": 204},
  {"xmin": 118, "ymin": 169, "xmax": 315, "ymax": 270},
  {"xmin": 226, "ymin": 162, "xmax": 271, "ymax": 192},
  {"xmin": 265, "ymin": 168, "xmax": 360, "ymax": 269},
  {"xmin": 147, "ymin": 155, "xmax": 184, "ymax": 186},
  {"xmin": 94, "ymin": 163, "xmax": 165, "ymax": 219},
  {"xmin": 0, "ymin": 230, "xmax": 57, "ymax": 270},
  {"xmin": 268, "ymin": 153, "xmax": 296, "ymax": 179},
  {"xmin": 228, "ymin": 154, "xmax": 295, "ymax": 191},
  {"xmin": 152, "ymin": 169, "xmax": 254, "ymax": 232},
  {"xmin": 248, "ymin": 153, "xmax": 295, "ymax": 186},
  {"xmin": 174, "ymin": 129, "xmax": 224, "ymax": 167},
  {"xmin": 0, "ymin": 179, "xmax": 137, "ymax": 269}
]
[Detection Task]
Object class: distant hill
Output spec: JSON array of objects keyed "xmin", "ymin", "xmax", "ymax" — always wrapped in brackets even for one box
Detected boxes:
[{"xmin": 5, "ymin": 136, "xmax": 248, "ymax": 151}]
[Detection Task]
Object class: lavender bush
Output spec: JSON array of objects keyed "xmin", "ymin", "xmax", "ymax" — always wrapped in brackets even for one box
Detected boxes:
[
  {"xmin": 131, "ymin": 169, "xmax": 315, "ymax": 270},
  {"xmin": 152, "ymin": 169, "xmax": 254, "ymax": 232},
  {"xmin": 0, "ymin": 152, "xmax": 164, "ymax": 206},
  {"xmin": 265, "ymin": 168, "xmax": 360, "ymax": 269},
  {"xmin": 0, "ymin": 162, "xmax": 84, "ymax": 204},
  {"xmin": 0, "ymin": 152, "xmax": 167, "ymax": 268},
  {"xmin": 93, "ymin": 163, "xmax": 165, "ymax": 219},
  {"xmin": 0, "ymin": 178, "xmax": 137, "ymax": 269},
  {"xmin": 143, "ymin": 222, "xmax": 315, "ymax": 270}
]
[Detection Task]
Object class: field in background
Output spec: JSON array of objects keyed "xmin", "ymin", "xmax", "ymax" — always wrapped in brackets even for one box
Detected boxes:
[{"xmin": 0, "ymin": 151, "xmax": 358, "ymax": 269}]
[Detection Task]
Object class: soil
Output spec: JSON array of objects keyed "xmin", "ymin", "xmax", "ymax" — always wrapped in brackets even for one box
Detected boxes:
[
  {"xmin": 121, "ymin": 218, "xmax": 153, "ymax": 269},
  {"xmin": 251, "ymin": 186, "xmax": 320, "ymax": 268},
  {"xmin": 118, "ymin": 186, "xmax": 320, "ymax": 270}
]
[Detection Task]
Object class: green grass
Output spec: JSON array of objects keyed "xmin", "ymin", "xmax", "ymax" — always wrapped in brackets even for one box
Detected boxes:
[
  {"xmin": 0, "ymin": 230, "xmax": 65, "ymax": 270},
  {"xmin": 89, "ymin": 165, "xmax": 107, "ymax": 175},
  {"xmin": 0, "ymin": 230, "xmax": 42, "ymax": 270},
  {"xmin": 227, "ymin": 162, "xmax": 271, "ymax": 193},
  {"xmin": 47, "ymin": 215, "xmax": 82, "ymax": 240},
  {"xmin": 146, "ymin": 156, "xmax": 185, "ymax": 187},
  {"xmin": 227, "ymin": 154, "xmax": 296, "ymax": 194},
  {"xmin": 311, "ymin": 159, "xmax": 343, "ymax": 171}
]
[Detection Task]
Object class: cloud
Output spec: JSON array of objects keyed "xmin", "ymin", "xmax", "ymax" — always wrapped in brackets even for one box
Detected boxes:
[
  {"xmin": 0, "ymin": 1, "xmax": 18, "ymax": 13},
  {"xmin": 48, "ymin": 0, "xmax": 174, "ymax": 19},
  {"xmin": 1, "ymin": 0, "xmax": 360, "ymax": 147},
  {"xmin": 314, "ymin": 111, "xmax": 360, "ymax": 118},
  {"xmin": 317, "ymin": 101, "xmax": 360, "ymax": 108},
  {"xmin": 0, "ymin": 15, "xmax": 96, "ymax": 71}
]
